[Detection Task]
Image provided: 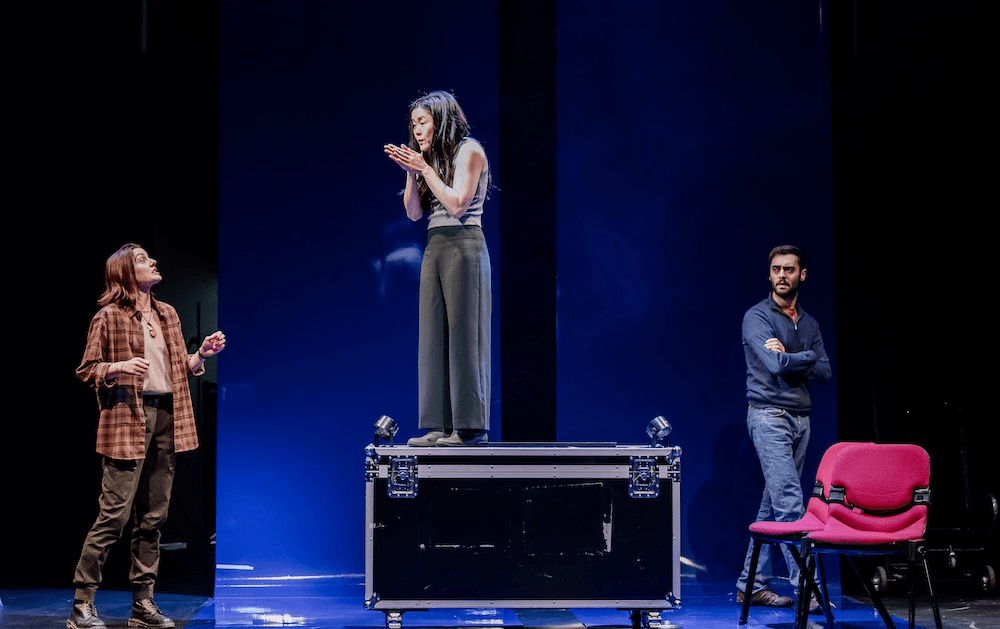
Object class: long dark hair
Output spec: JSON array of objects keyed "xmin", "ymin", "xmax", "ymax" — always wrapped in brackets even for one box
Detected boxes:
[
  {"xmin": 408, "ymin": 90, "xmax": 471, "ymax": 212},
  {"xmin": 98, "ymin": 243, "xmax": 145, "ymax": 309}
]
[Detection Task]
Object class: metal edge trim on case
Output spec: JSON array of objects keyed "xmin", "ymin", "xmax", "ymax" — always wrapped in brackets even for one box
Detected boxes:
[
  {"xmin": 365, "ymin": 598, "xmax": 680, "ymax": 609},
  {"xmin": 372, "ymin": 445, "xmax": 683, "ymax": 460},
  {"xmin": 371, "ymin": 463, "xmax": 670, "ymax": 479}
]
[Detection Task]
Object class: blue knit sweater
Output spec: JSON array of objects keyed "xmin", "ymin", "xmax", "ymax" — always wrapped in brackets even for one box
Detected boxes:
[{"xmin": 742, "ymin": 294, "xmax": 831, "ymax": 413}]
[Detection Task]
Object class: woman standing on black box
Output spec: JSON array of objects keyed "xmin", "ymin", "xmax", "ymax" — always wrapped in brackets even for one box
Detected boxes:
[{"xmin": 384, "ymin": 91, "xmax": 491, "ymax": 447}]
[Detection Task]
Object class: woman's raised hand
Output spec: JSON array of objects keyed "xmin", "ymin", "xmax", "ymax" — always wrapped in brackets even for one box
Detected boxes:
[{"xmin": 384, "ymin": 143, "xmax": 428, "ymax": 176}]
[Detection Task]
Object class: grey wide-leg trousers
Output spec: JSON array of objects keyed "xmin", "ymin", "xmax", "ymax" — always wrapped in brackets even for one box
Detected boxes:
[{"xmin": 417, "ymin": 225, "xmax": 492, "ymax": 432}]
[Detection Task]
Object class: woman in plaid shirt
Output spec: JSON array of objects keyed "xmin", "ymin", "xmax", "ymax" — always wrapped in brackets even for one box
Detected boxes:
[{"xmin": 68, "ymin": 244, "xmax": 225, "ymax": 629}]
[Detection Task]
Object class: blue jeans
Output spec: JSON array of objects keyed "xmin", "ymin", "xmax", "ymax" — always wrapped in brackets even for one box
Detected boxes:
[{"xmin": 736, "ymin": 405, "xmax": 810, "ymax": 594}]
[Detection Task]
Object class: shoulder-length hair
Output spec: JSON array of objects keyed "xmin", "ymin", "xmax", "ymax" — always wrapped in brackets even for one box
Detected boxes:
[
  {"xmin": 408, "ymin": 90, "xmax": 471, "ymax": 211},
  {"xmin": 98, "ymin": 243, "xmax": 145, "ymax": 309}
]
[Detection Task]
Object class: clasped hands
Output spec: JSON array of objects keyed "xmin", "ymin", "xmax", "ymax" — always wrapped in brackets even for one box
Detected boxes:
[{"xmin": 384, "ymin": 143, "xmax": 428, "ymax": 176}]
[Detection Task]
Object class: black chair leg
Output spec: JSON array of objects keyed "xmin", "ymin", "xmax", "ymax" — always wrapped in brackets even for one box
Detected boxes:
[
  {"xmin": 794, "ymin": 553, "xmax": 814, "ymax": 629},
  {"xmin": 816, "ymin": 554, "xmax": 835, "ymax": 625},
  {"xmin": 739, "ymin": 539, "xmax": 763, "ymax": 624},
  {"xmin": 791, "ymin": 544, "xmax": 833, "ymax": 627},
  {"xmin": 847, "ymin": 557, "xmax": 896, "ymax": 629},
  {"xmin": 920, "ymin": 554, "xmax": 944, "ymax": 629}
]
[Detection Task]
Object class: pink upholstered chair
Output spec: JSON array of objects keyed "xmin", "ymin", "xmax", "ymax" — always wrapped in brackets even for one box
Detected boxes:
[
  {"xmin": 739, "ymin": 441, "xmax": 865, "ymax": 625},
  {"xmin": 799, "ymin": 443, "xmax": 942, "ymax": 629}
]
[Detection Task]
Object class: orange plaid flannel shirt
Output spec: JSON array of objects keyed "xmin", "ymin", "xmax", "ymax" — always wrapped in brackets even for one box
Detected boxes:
[{"xmin": 77, "ymin": 299, "xmax": 203, "ymax": 459}]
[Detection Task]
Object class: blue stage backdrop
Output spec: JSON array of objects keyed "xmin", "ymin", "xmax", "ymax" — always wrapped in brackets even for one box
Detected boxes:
[
  {"xmin": 218, "ymin": 0, "xmax": 833, "ymax": 592},
  {"xmin": 216, "ymin": 0, "xmax": 500, "ymax": 585},
  {"xmin": 554, "ymin": 1, "xmax": 835, "ymax": 584}
]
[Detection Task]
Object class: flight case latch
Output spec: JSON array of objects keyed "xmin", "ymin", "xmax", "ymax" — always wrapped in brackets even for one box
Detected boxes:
[
  {"xmin": 388, "ymin": 456, "xmax": 418, "ymax": 498},
  {"xmin": 629, "ymin": 456, "xmax": 660, "ymax": 498}
]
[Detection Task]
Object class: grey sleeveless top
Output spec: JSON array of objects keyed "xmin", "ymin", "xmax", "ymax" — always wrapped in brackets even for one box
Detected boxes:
[{"xmin": 426, "ymin": 138, "xmax": 489, "ymax": 229}]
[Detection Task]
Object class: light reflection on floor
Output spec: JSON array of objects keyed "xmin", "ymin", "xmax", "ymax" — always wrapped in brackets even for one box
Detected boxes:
[{"xmin": 1, "ymin": 575, "xmax": 993, "ymax": 629}]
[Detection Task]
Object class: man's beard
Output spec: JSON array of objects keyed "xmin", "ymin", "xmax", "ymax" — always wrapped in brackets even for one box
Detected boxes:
[{"xmin": 773, "ymin": 282, "xmax": 798, "ymax": 301}]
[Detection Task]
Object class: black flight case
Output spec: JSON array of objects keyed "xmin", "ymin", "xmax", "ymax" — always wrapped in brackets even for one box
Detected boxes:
[{"xmin": 364, "ymin": 443, "xmax": 683, "ymax": 629}]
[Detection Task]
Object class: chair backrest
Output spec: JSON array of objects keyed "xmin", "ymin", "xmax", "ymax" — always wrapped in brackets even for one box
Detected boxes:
[
  {"xmin": 813, "ymin": 441, "xmax": 867, "ymax": 500},
  {"xmin": 799, "ymin": 442, "xmax": 869, "ymax": 524},
  {"xmin": 829, "ymin": 443, "xmax": 930, "ymax": 512}
]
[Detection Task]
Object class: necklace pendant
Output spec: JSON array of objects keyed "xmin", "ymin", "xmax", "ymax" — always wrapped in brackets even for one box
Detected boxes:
[{"xmin": 141, "ymin": 311, "xmax": 156, "ymax": 338}]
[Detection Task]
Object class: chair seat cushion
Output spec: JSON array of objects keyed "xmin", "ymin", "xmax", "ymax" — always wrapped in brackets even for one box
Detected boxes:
[
  {"xmin": 750, "ymin": 511, "xmax": 825, "ymax": 535},
  {"xmin": 808, "ymin": 504, "xmax": 926, "ymax": 544}
]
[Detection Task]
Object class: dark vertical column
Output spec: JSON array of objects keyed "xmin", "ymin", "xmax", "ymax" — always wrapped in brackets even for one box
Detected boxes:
[
  {"xmin": 0, "ymin": 0, "xmax": 220, "ymax": 593},
  {"xmin": 831, "ymin": 0, "xmax": 993, "ymax": 438},
  {"xmin": 831, "ymin": 0, "xmax": 998, "ymax": 582},
  {"xmin": 498, "ymin": 0, "xmax": 558, "ymax": 442}
]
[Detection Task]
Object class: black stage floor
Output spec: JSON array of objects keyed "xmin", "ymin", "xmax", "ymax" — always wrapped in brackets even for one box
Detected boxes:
[{"xmin": 1, "ymin": 578, "xmax": 996, "ymax": 629}]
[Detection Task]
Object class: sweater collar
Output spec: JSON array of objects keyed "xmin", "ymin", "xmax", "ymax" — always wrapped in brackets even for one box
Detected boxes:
[{"xmin": 766, "ymin": 292, "xmax": 807, "ymax": 319}]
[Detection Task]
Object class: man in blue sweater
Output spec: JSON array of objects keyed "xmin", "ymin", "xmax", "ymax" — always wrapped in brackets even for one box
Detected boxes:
[{"xmin": 735, "ymin": 245, "xmax": 832, "ymax": 608}]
